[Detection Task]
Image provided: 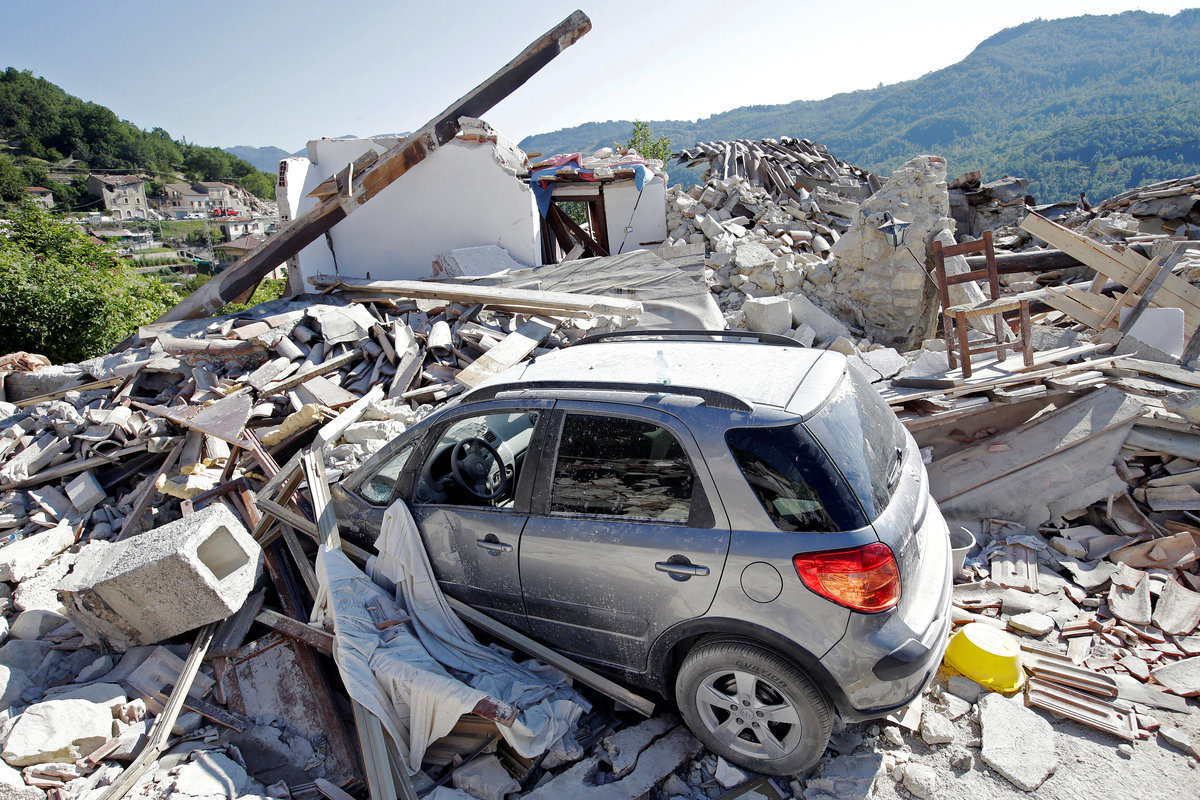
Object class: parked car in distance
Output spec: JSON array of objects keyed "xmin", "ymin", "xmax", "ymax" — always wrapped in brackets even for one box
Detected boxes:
[
  {"xmin": 332, "ymin": 331, "xmax": 953, "ymax": 774},
  {"xmin": 183, "ymin": 212, "xmax": 204, "ymax": 220}
]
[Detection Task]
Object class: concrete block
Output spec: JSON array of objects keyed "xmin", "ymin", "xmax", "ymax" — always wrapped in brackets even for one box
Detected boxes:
[
  {"xmin": 742, "ymin": 297, "xmax": 793, "ymax": 335},
  {"xmin": 64, "ymin": 472, "xmax": 105, "ymax": 515},
  {"xmin": 979, "ymin": 693, "xmax": 1057, "ymax": 791},
  {"xmin": 789, "ymin": 294, "xmax": 849, "ymax": 343},
  {"xmin": 0, "ymin": 522, "xmax": 76, "ymax": 583},
  {"xmin": 733, "ymin": 242, "xmax": 775, "ymax": 272},
  {"xmin": 57, "ymin": 504, "xmax": 262, "ymax": 651}
]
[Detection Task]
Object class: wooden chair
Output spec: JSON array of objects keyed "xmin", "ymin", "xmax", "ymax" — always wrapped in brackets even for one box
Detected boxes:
[{"xmin": 933, "ymin": 229, "xmax": 1033, "ymax": 378}]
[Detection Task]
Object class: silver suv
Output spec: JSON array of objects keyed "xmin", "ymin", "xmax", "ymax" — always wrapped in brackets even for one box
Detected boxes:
[{"xmin": 332, "ymin": 332, "xmax": 953, "ymax": 774}]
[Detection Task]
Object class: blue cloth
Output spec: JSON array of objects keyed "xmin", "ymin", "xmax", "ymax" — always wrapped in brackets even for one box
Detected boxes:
[{"xmin": 530, "ymin": 161, "xmax": 648, "ymax": 217}]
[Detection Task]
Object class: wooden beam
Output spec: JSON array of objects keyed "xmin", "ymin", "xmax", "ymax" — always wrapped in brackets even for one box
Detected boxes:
[
  {"xmin": 156, "ymin": 10, "xmax": 592, "ymax": 323},
  {"xmin": 448, "ymin": 596, "xmax": 656, "ymax": 718},
  {"xmin": 309, "ymin": 275, "xmax": 642, "ymax": 316},
  {"xmin": 454, "ymin": 316, "xmax": 559, "ymax": 389},
  {"xmin": 1021, "ymin": 212, "xmax": 1200, "ymax": 329}
]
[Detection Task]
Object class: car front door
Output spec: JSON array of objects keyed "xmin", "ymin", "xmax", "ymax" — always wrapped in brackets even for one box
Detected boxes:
[
  {"xmin": 406, "ymin": 403, "xmax": 552, "ymax": 633},
  {"xmin": 519, "ymin": 403, "xmax": 732, "ymax": 672}
]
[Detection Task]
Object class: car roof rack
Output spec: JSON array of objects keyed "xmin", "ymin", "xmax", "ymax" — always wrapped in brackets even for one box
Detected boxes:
[
  {"xmin": 572, "ymin": 329, "xmax": 797, "ymax": 348},
  {"xmin": 463, "ymin": 379, "xmax": 753, "ymax": 412}
]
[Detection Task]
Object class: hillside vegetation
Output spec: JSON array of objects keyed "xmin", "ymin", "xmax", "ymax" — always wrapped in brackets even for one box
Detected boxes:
[
  {"xmin": 519, "ymin": 10, "xmax": 1200, "ymax": 202},
  {"xmin": 0, "ymin": 68, "xmax": 275, "ymax": 209}
]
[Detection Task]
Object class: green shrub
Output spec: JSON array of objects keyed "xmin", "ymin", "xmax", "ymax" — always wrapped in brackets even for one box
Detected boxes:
[{"xmin": 0, "ymin": 203, "xmax": 180, "ymax": 363}]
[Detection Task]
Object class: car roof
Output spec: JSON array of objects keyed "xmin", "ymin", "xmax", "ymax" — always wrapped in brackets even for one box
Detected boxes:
[{"xmin": 467, "ymin": 340, "xmax": 847, "ymax": 416}]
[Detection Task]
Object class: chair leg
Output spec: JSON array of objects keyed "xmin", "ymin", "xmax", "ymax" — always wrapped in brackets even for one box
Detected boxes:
[
  {"xmin": 943, "ymin": 314, "xmax": 958, "ymax": 371},
  {"xmin": 1020, "ymin": 301, "xmax": 1033, "ymax": 367},
  {"xmin": 956, "ymin": 312, "xmax": 972, "ymax": 378},
  {"xmin": 994, "ymin": 312, "xmax": 1008, "ymax": 363}
]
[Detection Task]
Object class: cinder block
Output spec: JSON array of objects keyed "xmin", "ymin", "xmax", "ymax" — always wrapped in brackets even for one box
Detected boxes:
[{"xmin": 57, "ymin": 504, "xmax": 262, "ymax": 652}]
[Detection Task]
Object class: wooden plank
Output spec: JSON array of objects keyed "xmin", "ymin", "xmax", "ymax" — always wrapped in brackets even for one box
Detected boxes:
[
  {"xmin": 98, "ymin": 623, "xmax": 218, "ymax": 800},
  {"xmin": 448, "ymin": 596, "xmax": 655, "ymax": 717},
  {"xmin": 14, "ymin": 377, "xmax": 122, "ymax": 408},
  {"xmin": 115, "ymin": 441, "xmax": 184, "ymax": 541},
  {"xmin": 260, "ymin": 349, "xmax": 362, "ymax": 396},
  {"xmin": 256, "ymin": 608, "xmax": 335, "ymax": 655},
  {"xmin": 302, "ymin": 449, "xmax": 341, "ymax": 549},
  {"xmin": 1040, "ymin": 286, "xmax": 1109, "ymax": 329},
  {"xmin": 1021, "ymin": 213, "xmax": 1200, "ymax": 329},
  {"xmin": 1121, "ymin": 244, "xmax": 1194, "ymax": 333},
  {"xmin": 310, "ymin": 275, "xmax": 642, "ymax": 317},
  {"xmin": 156, "ymin": 11, "xmax": 592, "ymax": 323},
  {"xmin": 454, "ymin": 316, "xmax": 559, "ymax": 389}
]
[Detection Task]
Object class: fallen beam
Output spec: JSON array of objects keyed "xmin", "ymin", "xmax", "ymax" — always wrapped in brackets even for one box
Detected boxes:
[
  {"xmin": 156, "ymin": 10, "xmax": 591, "ymax": 323},
  {"xmin": 448, "ymin": 596, "xmax": 656, "ymax": 718}
]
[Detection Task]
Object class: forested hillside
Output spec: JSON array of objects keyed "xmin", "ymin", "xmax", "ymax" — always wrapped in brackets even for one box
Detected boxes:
[
  {"xmin": 519, "ymin": 10, "xmax": 1200, "ymax": 202},
  {"xmin": 0, "ymin": 68, "xmax": 275, "ymax": 208}
]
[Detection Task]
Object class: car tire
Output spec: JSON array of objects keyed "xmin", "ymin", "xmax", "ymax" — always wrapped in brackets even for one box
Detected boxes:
[{"xmin": 675, "ymin": 640, "xmax": 832, "ymax": 775}]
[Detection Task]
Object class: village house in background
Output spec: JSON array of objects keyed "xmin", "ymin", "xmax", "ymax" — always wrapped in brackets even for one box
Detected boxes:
[
  {"xmin": 23, "ymin": 186, "xmax": 52, "ymax": 209},
  {"xmin": 85, "ymin": 174, "xmax": 147, "ymax": 221}
]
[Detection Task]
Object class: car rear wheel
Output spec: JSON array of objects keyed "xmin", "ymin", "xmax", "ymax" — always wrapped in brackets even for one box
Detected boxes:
[{"xmin": 675, "ymin": 641, "xmax": 832, "ymax": 775}]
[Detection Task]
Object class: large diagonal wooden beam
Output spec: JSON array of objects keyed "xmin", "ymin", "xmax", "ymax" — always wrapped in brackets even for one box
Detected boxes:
[{"xmin": 158, "ymin": 10, "xmax": 591, "ymax": 323}]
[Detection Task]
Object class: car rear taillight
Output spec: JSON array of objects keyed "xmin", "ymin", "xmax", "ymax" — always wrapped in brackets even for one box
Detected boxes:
[{"xmin": 793, "ymin": 542, "xmax": 900, "ymax": 612}]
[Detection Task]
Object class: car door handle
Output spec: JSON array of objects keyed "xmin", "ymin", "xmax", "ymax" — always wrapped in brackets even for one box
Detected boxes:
[
  {"xmin": 476, "ymin": 537, "xmax": 513, "ymax": 554},
  {"xmin": 655, "ymin": 561, "xmax": 710, "ymax": 577}
]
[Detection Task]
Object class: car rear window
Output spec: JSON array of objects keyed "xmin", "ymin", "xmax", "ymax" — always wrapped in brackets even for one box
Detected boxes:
[
  {"xmin": 803, "ymin": 370, "xmax": 905, "ymax": 520},
  {"xmin": 726, "ymin": 424, "xmax": 865, "ymax": 533}
]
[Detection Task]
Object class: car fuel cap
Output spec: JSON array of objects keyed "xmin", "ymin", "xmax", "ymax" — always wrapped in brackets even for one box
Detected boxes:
[{"xmin": 740, "ymin": 562, "xmax": 783, "ymax": 603}]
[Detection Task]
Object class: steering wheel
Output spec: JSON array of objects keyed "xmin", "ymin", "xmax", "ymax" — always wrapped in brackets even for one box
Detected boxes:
[{"xmin": 450, "ymin": 437, "xmax": 509, "ymax": 500}]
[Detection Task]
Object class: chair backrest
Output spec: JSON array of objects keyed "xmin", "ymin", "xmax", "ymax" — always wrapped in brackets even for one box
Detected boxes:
[{"xmin": 932, "ymin": 229, "xmax": 1000, "ymax": 310}]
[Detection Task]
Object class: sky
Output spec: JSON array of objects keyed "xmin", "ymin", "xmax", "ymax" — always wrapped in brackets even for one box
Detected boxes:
[{"xmin": 0, "ymin": 1, "xmax": 1191, "ymax": 153}]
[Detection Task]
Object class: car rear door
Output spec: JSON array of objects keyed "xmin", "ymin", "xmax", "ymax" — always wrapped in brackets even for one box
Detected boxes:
[{"xmin": 519, "ymin": 402, "xmax": 732, "ymax": 672}]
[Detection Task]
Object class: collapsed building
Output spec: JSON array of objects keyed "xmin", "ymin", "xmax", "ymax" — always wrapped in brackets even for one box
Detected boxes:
[{"xmin": 1, "ymin": 10, "xmax": 1200, "ymax": 800}]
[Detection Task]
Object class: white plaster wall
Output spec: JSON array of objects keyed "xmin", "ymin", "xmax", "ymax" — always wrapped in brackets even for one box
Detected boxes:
[
  {"xmin": 287, "ymin": 137, "xmax": 542, "ymax": 284},
  {"xmin": 603, "ymin": 174, "xmax": 668, "ymax": 254},
  {"xmin": 276, "ymin": 156, "xmax": 313, "ymax": 224}
]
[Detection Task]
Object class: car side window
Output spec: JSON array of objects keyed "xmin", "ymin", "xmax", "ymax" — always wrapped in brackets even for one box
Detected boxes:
[
  {"xmin": 550, "ymin": 415, "xmax": 695, "ymax": 523},
  {"xmin": 414, "ymin": 411, "xmax": 539, "ymax": 508},
  {"xmin": 357, "ymin": 444, "xmax": 415, "ymax": 506}
]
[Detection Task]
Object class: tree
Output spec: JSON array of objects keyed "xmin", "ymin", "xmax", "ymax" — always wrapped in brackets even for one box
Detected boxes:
[
  {"xmin": 0, "ymin": 203, "xmax": 179, "ymax": 362},
  {"xmin": 620, "ymin": 120, "xmax": 673, "ymax": 162},
  {"xmin": 0, "ymin": 155, "xmax": 26, "ymax": 204}
]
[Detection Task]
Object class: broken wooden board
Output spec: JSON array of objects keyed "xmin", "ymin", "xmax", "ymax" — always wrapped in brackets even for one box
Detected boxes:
[
  {"xmin": 448, "ymin": 597, "xmax": 655, "ymax": 718},
  {"xmin": 156, "ymin": 10, "xmax": 592, "ymax": 322},
  {"xmin": 1021, "ymin": 212, "xmax": 1200, "ymax": 330},
  {"xmin": 1026, "ymin": 678, "xmax": 1137, "ymax": 741},
  {"xmin": 311, "ymin": 275, "xmax": 642, "ymax": 317},
  {"xmin": 454, "ymin": 316, "xmax": 560, "ymax": 389}
]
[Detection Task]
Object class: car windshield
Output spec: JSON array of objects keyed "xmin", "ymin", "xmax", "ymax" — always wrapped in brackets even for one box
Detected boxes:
[{"xmin": 803, "ymin": 370, "xmax": 904, "ymax": 521}]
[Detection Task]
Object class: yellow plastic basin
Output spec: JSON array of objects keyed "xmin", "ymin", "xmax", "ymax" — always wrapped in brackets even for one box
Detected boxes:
[{"xmin": 944, "ymin": 622, "xmax": 1025, "ymax": 692}]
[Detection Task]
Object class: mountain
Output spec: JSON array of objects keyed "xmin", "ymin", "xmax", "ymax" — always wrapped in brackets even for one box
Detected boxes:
[
  {"xmin": 223, "ymin": 133, "xmax": 413, "ymax": 172},
  {"xmin": 0, "ymin": 68, "xmax": 276, "ymax": 202},
  {"xmin": 223, "ymin": 145, "xmax": 293, "ymax": 174},
  {"xmin": 519, "ymin": 9, "xmax": 1200, "ymax": 203}
]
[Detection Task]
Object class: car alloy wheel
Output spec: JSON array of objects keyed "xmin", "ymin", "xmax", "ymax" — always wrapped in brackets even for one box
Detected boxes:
[{"xmin": 675, "ymin": 640, "xmax": 831, "ymax": 774}]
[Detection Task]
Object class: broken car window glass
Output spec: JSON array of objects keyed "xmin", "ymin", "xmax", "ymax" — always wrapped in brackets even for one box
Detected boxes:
[
  {"xmin": 359, "ymin": 444, "xmax": 415, "ymax": 505},
  {"xmin": 550, "ymin": 415, "xmax": 694, "ymax": 522}
]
